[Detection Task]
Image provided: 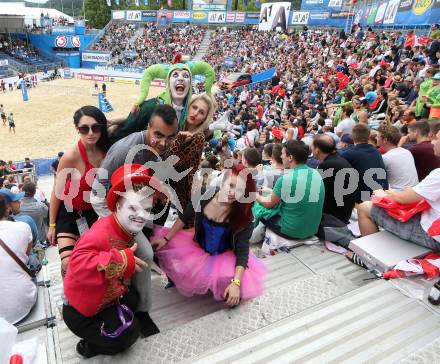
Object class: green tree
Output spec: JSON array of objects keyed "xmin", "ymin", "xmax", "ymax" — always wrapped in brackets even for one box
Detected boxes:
[{"xmin": 84, "ymin": 0, "xmax": 111, "ymax": 28}]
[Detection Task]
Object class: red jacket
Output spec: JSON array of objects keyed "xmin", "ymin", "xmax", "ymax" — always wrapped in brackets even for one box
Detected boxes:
[
  {"xmin": 64, "ymin": 214, "xmax": 136, "ymax": 317},
  {"xmin": 271, "ymin": 85, "xmax": 286, "ymax": 97}
]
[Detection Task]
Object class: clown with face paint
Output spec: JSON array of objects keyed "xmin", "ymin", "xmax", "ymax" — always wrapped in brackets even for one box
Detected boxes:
[
  {"xmin": 63, "ymin": 164, "xmax": 163, "ymax": 358},
  {"xmin": 108, "ymin": 61, "xmax": 215, "ymax": 142}
]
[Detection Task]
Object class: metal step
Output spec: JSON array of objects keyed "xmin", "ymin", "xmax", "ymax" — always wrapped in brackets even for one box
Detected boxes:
[
  {"xmin": 193, "ymin": 30, "xmax": 213, "ymax": 61},
  {"xmin": 90, "ymin": 271, "xmax": 357, "ymax": 364},
  {"xmin": 187, "ymin": 280, "xmax": 440, "ymax": 364}
]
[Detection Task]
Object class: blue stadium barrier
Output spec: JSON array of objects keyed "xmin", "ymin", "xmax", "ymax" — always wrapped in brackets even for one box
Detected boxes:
[{"xmin": 14, "ymin": 157, "xmax": 56, "ymax": 176}]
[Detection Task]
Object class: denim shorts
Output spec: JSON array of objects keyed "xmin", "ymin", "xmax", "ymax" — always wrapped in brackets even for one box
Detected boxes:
[{"xmin": 371, "ymin": 205, "xmax": 440, "ymax": 251}]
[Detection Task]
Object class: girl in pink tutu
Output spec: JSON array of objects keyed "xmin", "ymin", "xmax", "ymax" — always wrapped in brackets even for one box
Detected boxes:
[{"xmin": 152, "ymin": 164, "xmax": 267, "ymax": 306}]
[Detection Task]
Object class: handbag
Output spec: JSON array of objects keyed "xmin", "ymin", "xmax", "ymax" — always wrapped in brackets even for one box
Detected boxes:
[
  {"xmin": 100, "ymin": 304, "xmax": 134, "ymax": 339},
  {"xmin": 0, "ymin": 238, "xmax": 36, "ymax": 278},
  {"xmin": 371, "ymin": 196, "xmax": 431, "ymax": 223}
]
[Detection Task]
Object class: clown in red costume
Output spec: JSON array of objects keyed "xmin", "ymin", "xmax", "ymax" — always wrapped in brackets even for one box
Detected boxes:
[{"xmin": 63, "ymin": 164, "xmax": 162, "ymax": 358}]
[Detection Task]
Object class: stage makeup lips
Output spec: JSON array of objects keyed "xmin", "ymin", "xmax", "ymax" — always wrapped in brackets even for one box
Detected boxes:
[{"xmin": 170, "ymin": 69, "xmax": 191, "ymax": 102}]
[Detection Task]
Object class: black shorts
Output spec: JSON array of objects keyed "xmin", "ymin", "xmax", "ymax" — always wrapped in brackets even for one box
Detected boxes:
[{"xmin": 56, "ymin": 203, "xmax": 99, "ymax": 237}]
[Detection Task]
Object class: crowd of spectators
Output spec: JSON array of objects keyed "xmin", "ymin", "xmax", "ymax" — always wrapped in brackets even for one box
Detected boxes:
[
  {"xmin": 203, "ymin": 24, "xmax": 439, "ymax": 255},
  {"xmin": 0, "ymin": 38, "xmax": 42, "ymax": 64},
  {"xmin": 91, "ymin": 22, "xmax": 206, "ymax": 67},
  {"xmin": 204, "ymin": 26, "xmax": 291, "ymax": 81}
]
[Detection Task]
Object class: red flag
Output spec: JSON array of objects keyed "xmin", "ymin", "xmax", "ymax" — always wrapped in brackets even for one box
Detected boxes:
[
  {"xmin": 428, "ymin": 218, "xmax": 440, "ymax": 237},
  {"xmin": 336, "ymin": 72, "xmax": 349, "ymax": 91}
]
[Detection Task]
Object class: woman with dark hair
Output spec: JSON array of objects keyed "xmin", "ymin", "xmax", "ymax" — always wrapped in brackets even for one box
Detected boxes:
[
  {"xmin": 47, "ymin": 106, "xmax": 110, "ymax": 276},
  {"xmin": 373, "ymin": 69, "xmax": 386, "ymax": 87},
  {"xmin": 151, "ymin": 164, "xmax": 266, "ymax": 306},
  {"xmin": 371, "ymin": 88, "xmax": 388, "ymax": 115}
]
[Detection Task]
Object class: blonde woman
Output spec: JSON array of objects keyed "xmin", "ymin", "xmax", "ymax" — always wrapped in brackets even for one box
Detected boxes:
[{"xmin": 167, "ymin": 93, "xmax": 216, "ymax": 213}]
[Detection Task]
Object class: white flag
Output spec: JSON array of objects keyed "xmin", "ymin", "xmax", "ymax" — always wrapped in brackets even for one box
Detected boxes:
[
  {"xmin": 106, "ymin": 0, "xmax": 111, "ymax": 6},
  {"xmin": 135, "ymin": 0, "xmax": 140, "ymax": 5}
]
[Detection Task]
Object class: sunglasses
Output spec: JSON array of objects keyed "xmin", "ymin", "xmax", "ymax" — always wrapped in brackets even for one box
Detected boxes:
[{"xmin": 77, "ymin": 124, "xmax": 102, "ymax": 135}]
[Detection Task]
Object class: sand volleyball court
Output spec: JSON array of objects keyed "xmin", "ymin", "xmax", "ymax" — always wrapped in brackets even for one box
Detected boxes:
[{"xmin": 0, "ymin": 78, "xmax": 163, "ymax": 161}]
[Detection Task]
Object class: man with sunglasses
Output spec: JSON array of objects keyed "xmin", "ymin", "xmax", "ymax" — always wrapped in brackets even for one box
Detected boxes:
[{"xmin": 91, "ymin": 104, "xmax": 178, "ymax": 337}]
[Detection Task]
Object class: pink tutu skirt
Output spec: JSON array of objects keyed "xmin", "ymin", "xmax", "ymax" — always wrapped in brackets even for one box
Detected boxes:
[{"xmin": 153, "ymin": 225, "xmax": 267, "ymax": 301}]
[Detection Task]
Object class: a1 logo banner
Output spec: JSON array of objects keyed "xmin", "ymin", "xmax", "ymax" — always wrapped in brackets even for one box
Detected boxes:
[
  {"xmin": 291, "ymin": 11, "xmax": 309, "ymax": 25},
  {"xmin": 258, "ymin": 2, "xmax": 291, "ymax": 31}
]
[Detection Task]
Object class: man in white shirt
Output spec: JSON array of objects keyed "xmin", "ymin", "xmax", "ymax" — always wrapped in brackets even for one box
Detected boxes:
[
  {"xmin": 358, "ymin": 128, "xmax": 440, "ymax": 251},
  {"xmin": 239, "ymin": 86, "xmax": 249, "ymax": 106},
  {"xmin": 335, "ymin": 105, "xmax": 355, "ymax": 137},
  {"xmin": 376, "ymin": 125, "xmax": 419, "ymax": 190},
  {"xmin": 416, "ymin": 59, "xmax": 428, "ymax": 80},
  {"xmin": 0, "ymin": 195, "xmax": 37, "ymax": 324}
]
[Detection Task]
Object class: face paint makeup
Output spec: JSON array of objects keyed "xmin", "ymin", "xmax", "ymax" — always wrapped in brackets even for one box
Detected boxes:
[
  {"xmin": 115, "ymin": 190, "xmax": 153, "ymax": 234},
  {"xmin": 169, "ymin": 69, "xmax": 190, "ymax": 105}
]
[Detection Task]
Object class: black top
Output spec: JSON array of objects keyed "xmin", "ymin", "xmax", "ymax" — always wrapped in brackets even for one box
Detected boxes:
[
  {"xmin": 178, "ymin": 187, "xmax": 252, "ymax": 268},
  {"xmin": 51, "ymin": 159, "xmax": 59, "ymax": 173},
  {"xmin": 341, "ymin": 143, "xmax": 388, "ymax": 203},
  {"xmin": 318, "ymin": 153, "xmax": 356, "ymax": 224}
]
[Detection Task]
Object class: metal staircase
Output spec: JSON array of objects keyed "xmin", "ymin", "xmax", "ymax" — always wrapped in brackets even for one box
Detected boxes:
[{"xmin": 193, "ymin": 30, "xmax": 214, "ymax": 61}]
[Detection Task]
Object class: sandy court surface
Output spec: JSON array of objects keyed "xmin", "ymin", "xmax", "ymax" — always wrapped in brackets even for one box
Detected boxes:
[{"xmin": 0, "ymin": 78, "xmax": 164, "ymax": 161}]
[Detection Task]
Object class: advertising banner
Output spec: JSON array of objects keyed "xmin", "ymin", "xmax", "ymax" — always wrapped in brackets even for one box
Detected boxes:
[
  {"xmin": 126, "ymin": 10, "xmax": 142, "ymax": 21},
  {"xmin": 52, "ymin": 26, "xmax": 75, "ymax": 34},
  {"xmin": 55, "ymin": 35, "xmax": 68, "ymax": 48},
  {"xmin": 374, "ymin": 2, "xmax": 388, "ymax": 24},
  {"xmin": 355, "ymin": 0, "xmax": 439, "ymax": 26},
  {"xmin": 258, "ymin": 2, "xmax": 291, "ymax": 31},
  {"xmin": 142, "ymin": 11, "xmax": 156, "ymax": 17},
  {"xmin": 173, "ymin": 11, "xmax": 191, "ymax": 19},
  {"xmin": 95, "ymin": 65, "xmax": 144, "ymax": 73},
  {"xmin": 208, "ymin": 11, "xmax": 226, "ymax": 22},
  {"xmin": 81, "ymin": 52, "xmax": 111, "ymax": 63},
  {"xmin": 399, "ymin": 0, "xmax": 414, "ymax": 11},
  {"xmin": 291, "ymin": 11, "xmax": 310, "ymax": 24},
  {"xmin": 246, "ymin": 12, "xmax": 260, "ymax": 18},
  {"xmin": 328, "ymin": 0, "xmax": 342, "ymax": 7},
  {"xmin": 192, "ymin": 11, "xmax": 208, "ymax": 21},
  {"xmin": 79, "ymin": 74, "xmax": 108, "ymax": 81},
  {"xmin": 63, "ymin": 68, "xmax": 72, "ymax": 78},
  {"xmin": 226, "ymin": 12, "xmax": 236, "ymax": 22},
  {"xmin": 309, "ymin": 11, "xmax": 330, "ymax": 19},
  {"xmin": 235, "ymin": 12, "xmax": 245, "ymax": 21},
  {"xmin": 383, "ymin": 0, "xmax": 400, "ymax": 24},
  {"xmin": 0, "ymin": 59, "xmax": 8, "ymax": 66},
  {"xmin": 192, "ymin": 0, "xmax": 227, "ymax": 11},
  {"xmin": 367, "ymin": 4, "xmax": 378, "ymax": 24},
  {"xmin": 21, "ymin": 80, "xmax": 29, "ymax": 102},
  {"xmin": 112, "ymin": 10, "xmax": 125, "ymax": 20}
]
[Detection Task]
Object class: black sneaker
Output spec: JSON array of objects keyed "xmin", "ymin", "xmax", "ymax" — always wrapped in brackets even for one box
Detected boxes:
[
  {"xmin": 135, "ymin": 311, "xmax": 160, "ymax": 337},
  {"xmin": 76, "ymin": 340, "xmax": 98, "ymax": 358}
]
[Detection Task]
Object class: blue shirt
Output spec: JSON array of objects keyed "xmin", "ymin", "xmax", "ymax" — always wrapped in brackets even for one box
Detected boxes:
[{"xmin": 341, "ymin": 143, "xmax": 388, "ymax": 203}]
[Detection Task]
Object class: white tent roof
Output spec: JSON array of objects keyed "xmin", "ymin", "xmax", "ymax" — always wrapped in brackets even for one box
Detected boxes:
[{"xmin": 0, "ymin": 2, "xmax": 74, "ymax": 22}]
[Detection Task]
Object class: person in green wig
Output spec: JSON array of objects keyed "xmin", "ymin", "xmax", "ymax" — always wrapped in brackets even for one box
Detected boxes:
[{"xmin": 108, "ymin": 61, "xmax": 215, "ymax": 143}]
